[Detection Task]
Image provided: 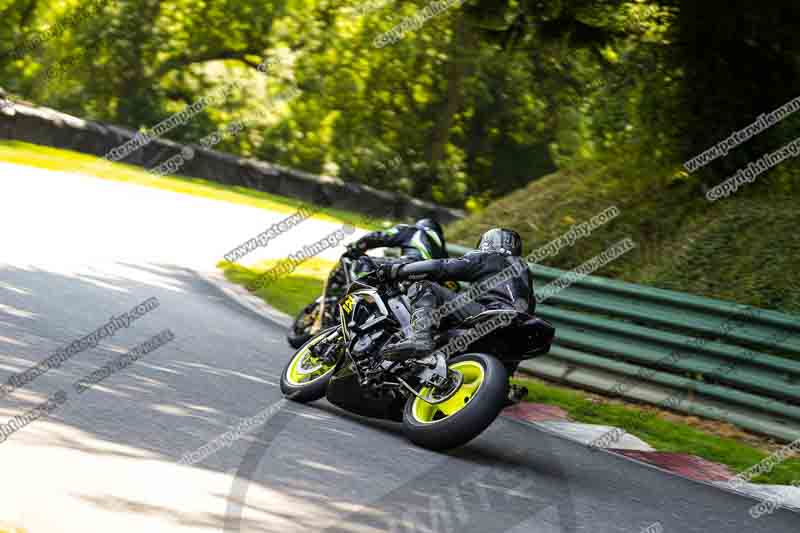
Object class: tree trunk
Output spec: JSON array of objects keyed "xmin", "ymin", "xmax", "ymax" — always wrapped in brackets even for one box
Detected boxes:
[{"xmin": 415, "ymin": 13, "xmax": 477, "ymax": 197}]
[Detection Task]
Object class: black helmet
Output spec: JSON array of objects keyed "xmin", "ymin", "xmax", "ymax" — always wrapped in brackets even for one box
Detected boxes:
[
  {"xmin": 476, "ymin": 228, "xmax": 522, "ymax": 256},
  {"xmin": 416, "ymin": 218, "xmax": 444, "ymax": 241}
]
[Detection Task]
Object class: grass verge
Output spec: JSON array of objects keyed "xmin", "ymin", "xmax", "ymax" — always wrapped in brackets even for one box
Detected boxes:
[
  {"xmin": 220, "ymin": 258, "xmax": 800, "ymax": 486},
  {"xmin": 512, "ymin": 375, "xmax": 800, "ymax": 485},
  {"xmin": 219, "ymin": 258, "xmax": 328, "ymax": 317},
  {"xmin": 0, "ymin": 140, "xmax": 388, "ymax": 230},
  {"xmin": 447, "ymin": 161, "xmax": 800, "ymax": 315}
]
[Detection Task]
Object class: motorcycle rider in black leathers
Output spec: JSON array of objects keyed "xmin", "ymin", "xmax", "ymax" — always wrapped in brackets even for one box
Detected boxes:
[
  {"xmin": 345, "ymin": 219, "xmax": 452, "ymax": 289},
  {"xmin": 345, "ymin": 218, "xmax": 448, "ymax": 261},
  {"xmin": 375, "ymin": 228, "xmax": 533, "ymax": 400}
]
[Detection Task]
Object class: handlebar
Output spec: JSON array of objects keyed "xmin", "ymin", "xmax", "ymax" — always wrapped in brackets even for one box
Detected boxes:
[
  {"xmin": 354, "ymin": 268, "xmax": 405, "ymax": 294},
  {"xmin": 342, "ymin": 246, "xmax": 366, "ymax": 260}
]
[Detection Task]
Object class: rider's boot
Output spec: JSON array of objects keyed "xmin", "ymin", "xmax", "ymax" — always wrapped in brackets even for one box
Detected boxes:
[{"xmin": 382, "ymin": 295, "xmax": 437, "ymax": 361}]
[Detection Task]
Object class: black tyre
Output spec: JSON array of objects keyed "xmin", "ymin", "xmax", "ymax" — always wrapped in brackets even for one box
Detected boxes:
[
  {"xmin": 402, "ymin": 353, "xmax": 507, "ymax": 451},
  {"xmin": 280, "ymin": 327, "xmax": 342, "ymax": 403}
]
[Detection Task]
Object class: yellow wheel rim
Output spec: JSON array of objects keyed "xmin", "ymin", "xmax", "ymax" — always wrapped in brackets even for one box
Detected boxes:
[
  {"xmin": 411, "ymin": 361, "xmax": 485, "ymax": 424},
  {"xmin": 286, "ymin": 332, "xmax": 338, "ymax": 386}
]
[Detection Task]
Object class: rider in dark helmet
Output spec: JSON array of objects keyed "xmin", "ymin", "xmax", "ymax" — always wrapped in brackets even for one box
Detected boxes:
[
  {"xmin": 377, "ymin": 228, "xmax": 534, "ymax": 370},
  {"xmin": 345, "ymin": 218, "xmax": 448, "ymax": 261},
  {"xmin": 415, "ymin": 218, "xmax": 445, "ymax": 250}
]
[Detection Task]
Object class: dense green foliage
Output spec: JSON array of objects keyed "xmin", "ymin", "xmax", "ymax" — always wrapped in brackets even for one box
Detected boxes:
[
  {"xmin": 2, "ymin": 1, "xmax": 799, "ymax": 207},
  {"xmin": 6, "ymin": 1, "xmax": 798, "ymax": 208}
]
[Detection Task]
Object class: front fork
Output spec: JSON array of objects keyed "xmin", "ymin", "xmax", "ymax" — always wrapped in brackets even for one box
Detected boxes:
[
  {"xmin": 312, "ymin": 258, "xmax": 352, "ymax": 333},
  {"xmin": 309, "ymin": 329, "xmax": 342, "ymax": 365},
  {"xmin": 311, "ymin": 270, "xmax": 333, "ymax": 334}
]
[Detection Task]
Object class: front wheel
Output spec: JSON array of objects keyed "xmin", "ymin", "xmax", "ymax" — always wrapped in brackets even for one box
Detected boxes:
[
  {"xmin": 402, "ymin": 353, "xmax": 508, "ymax": 451},
  {"xmin": 280, "ymin": 327, "xmax": 342, "ymax": 403}
]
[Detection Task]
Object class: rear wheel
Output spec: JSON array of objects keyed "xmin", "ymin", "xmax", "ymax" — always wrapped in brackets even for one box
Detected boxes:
[
  {"xmin": 281, "ymin": 327, "xmax": 342, "ymax": 403},
  {"xmin": 402, "ymin": 353, "xmax": 507, "ymax": 451}
]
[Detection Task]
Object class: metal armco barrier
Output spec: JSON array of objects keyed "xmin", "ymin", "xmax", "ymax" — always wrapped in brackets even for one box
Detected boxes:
[{"xmin": 447, "ymin": 244, "xmax": 800, "ymax": 442}]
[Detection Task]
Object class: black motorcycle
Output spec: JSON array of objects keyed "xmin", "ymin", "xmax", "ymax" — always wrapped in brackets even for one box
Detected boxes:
[
  {"xmin": 279, "ymin": 262, "xmax": 555, "ymax": 451},
  {"xmin": 286, "ymin": 255, "xmax": 358, "ymax": 349},
  {"xmin": 286, "ymin": 251, "xmax": 408, "ymax": 348}
]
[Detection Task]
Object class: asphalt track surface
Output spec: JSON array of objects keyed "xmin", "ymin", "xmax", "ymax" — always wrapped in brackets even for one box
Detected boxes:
[{"xmin": 0, "ymin": 163, "xmax": 797, "ymax": 532}]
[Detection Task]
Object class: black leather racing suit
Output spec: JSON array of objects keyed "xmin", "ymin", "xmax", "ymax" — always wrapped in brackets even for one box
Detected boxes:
[
  {"xmin": 393, "ymin": 251, "xmax": 535, "ymax": 374},
  {"xmin": 396, "ymin": 250, "xmax": 535, "ymax": 320},
  {"xmin": 352, "ymin": 224, "xmax": 447, "ymax": 260}
]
